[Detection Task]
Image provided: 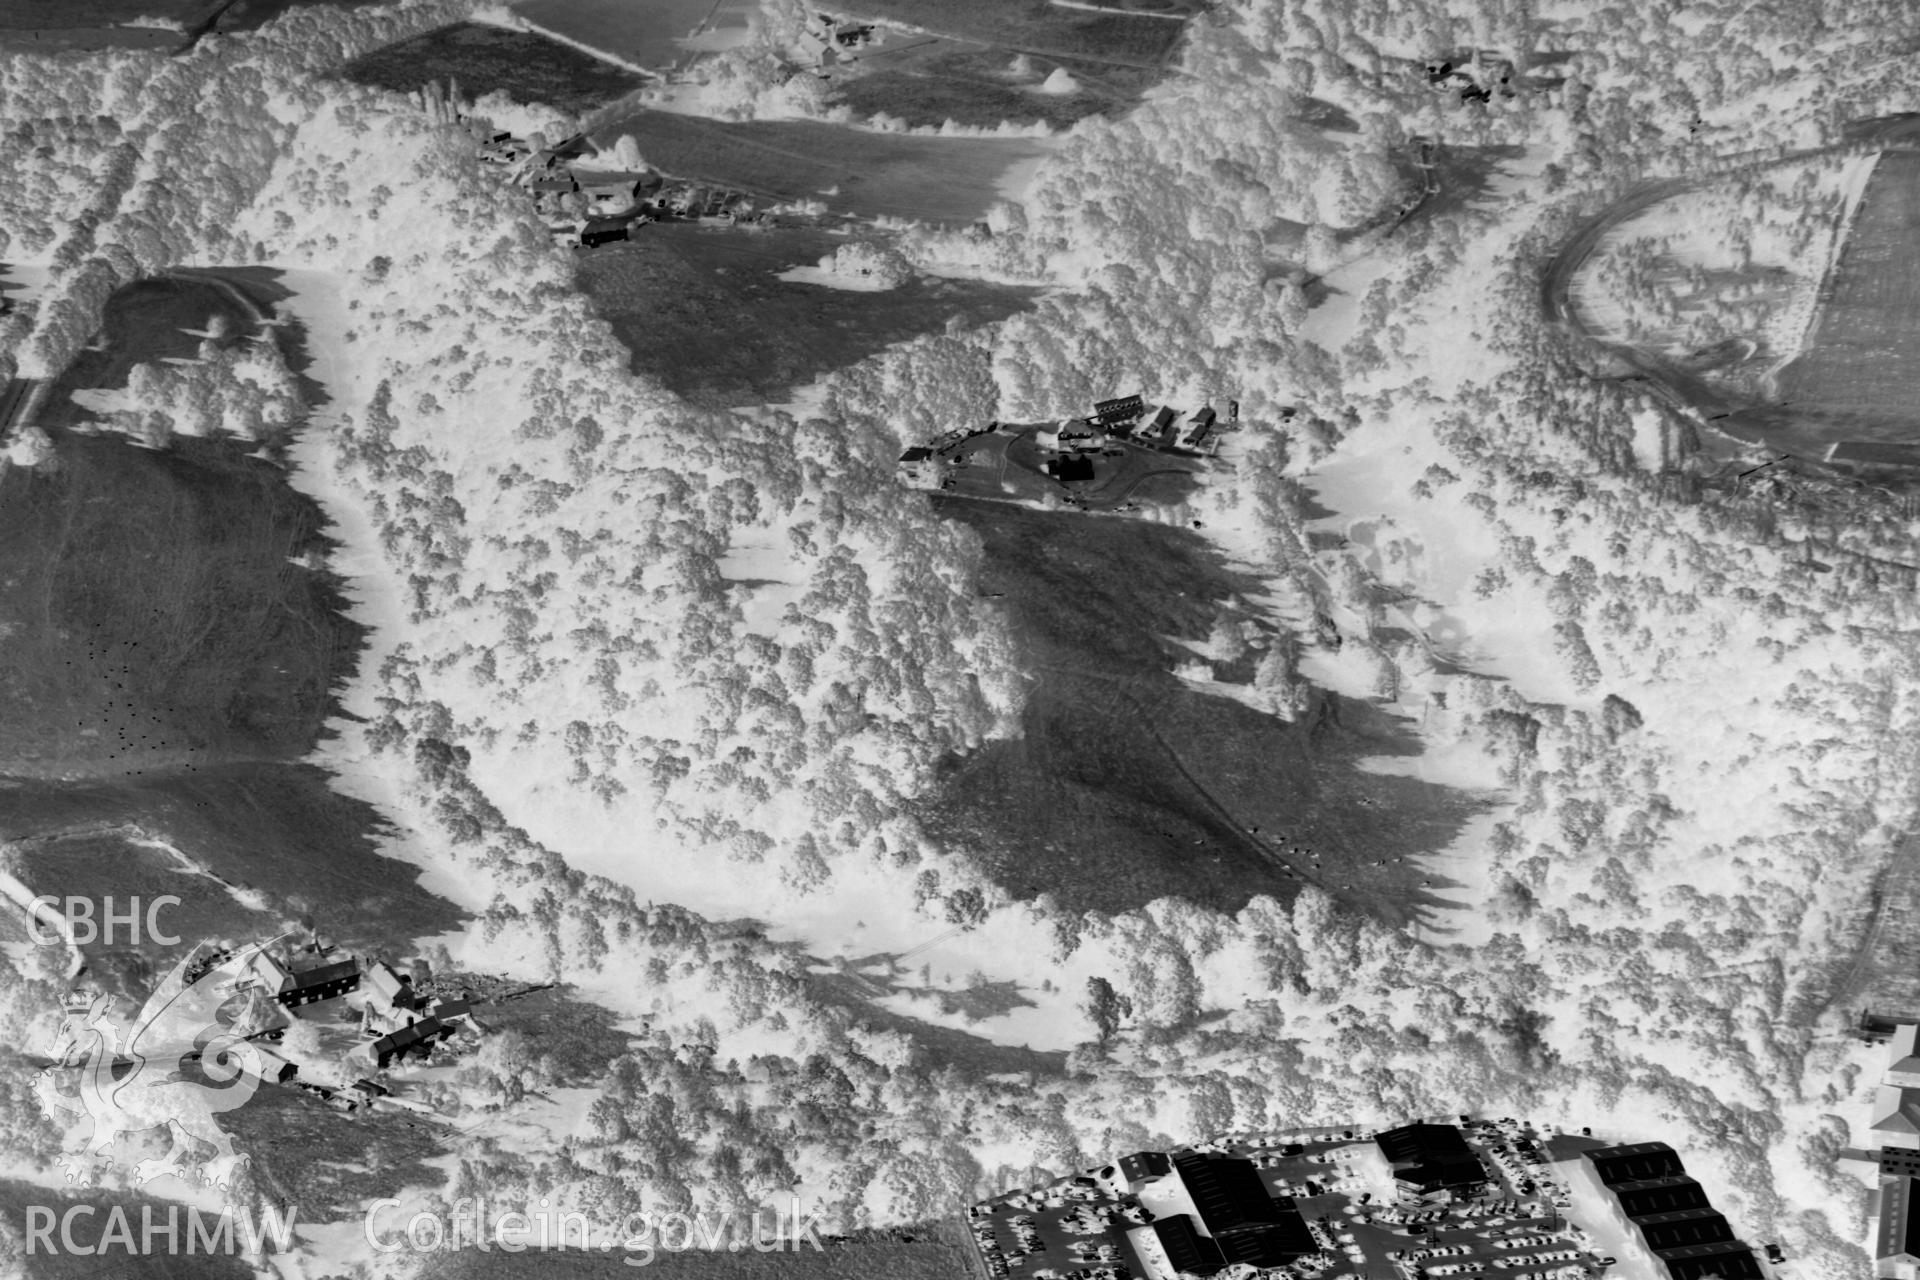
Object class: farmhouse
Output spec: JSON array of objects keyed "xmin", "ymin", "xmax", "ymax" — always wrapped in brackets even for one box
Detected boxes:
[
  {"xmin": 364, "ymin": 960, "xmax": 422, "ymax": 1014},
  {"xmin": 357, "ymin": 1014, "xmax": 457, "ymax": 1071},
  {"xmin": 1035, "ymin": 417, "xmax": 1104, "ymax": 452},
  {"xmin": 898, "ymin": 445, "xmax": 937, "ymax": 489},
  {"xmin": 242, "ymin": 950, "xmax": 361, "ymax": 1007},
  {"xmin": 1132, "ymin": 403, "xmax": 1177, "ymax": 445},
  {"xmin": 1174, "ymin": 405, "xmax": 1218, "ymax": 452}
]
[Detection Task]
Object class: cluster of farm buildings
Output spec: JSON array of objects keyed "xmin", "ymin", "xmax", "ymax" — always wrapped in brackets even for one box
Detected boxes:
[
  {"xmin": 144, "ymin": 934, "xmax": 499, "ymax": 1113},
  {"xmin": 898, "ymin": 393, "xmax": 1227, "ymax": 492},
  {"xmin": 967, "ymin": 1118, "xmax": 1772, "ymax": 1280},
  {"xmin": 470, "ymin": 125, "xmax": 764, "ymax": 249}
]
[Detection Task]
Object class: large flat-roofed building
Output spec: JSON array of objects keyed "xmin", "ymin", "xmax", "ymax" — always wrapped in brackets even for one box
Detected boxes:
[
  {"xmin": 1579, "ymin": 1142, "xmax": 1760, "ymax": 1280},
  {"xmin": 1655, "ymin": 1240, "xmax": 1764, "ymax": 1279},
  {"xmin": 1374, "ymin": 1122, "xmax": 1487, "ymax": 1201},
  {"xmin": 1587, "ymin": 1141, "xmax": 1687, "ymax": 1185},
  {"xmin": 1633, "ymin": 1208, "xmax": 1734, "ymax": 1252},
  {"xmin": 1121, "ymin": 1151, "xmax": 1316, "ymax": 1277},
  {"xmin": 1608, "ymin": 1175, "xmax": 1713, "ymax": 1219},
  {"xmin": 1880, "ymin": 1173, "xmax": 1920, "ymax": 1279}
]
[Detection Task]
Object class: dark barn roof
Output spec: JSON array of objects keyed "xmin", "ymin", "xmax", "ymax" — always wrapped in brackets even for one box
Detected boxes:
[
  {"xmin": 1585, "ymin": 1141, "xmax": 1686, "ymax": 1185},
  {"xmin": 1655, "ymin": 1241, "xmax": 1764, "ymax": 1280},
  {"xmin": 1152, "ymin": 1214, "xmax": 1223, "ymax": 1277},
  {"xmin": 1609, "ymin": 1176, "xmax": 1711, "ymax": 1219},
  {"xmin": 1117, "ymin": 1150, "xmax": 1170, "ymax": 1183},
  {"xmin": 1634, "ymin": 1208, "xmax": 1733, "ymax": 1252},
  {"xmin": 291, "ymin": 958, "xmax": 359, "ymax": 990},
  {"xmin": 1171, "ymin": 1151, "xmax": 1285, "ymax": 1233},
  {"xmin": 1376, "ymin": 1122, "xmax": 1485, "ymax": 1191},
  {"xmin": 1882, "ymin": 1174, "xmax": 1920, "ymax": 1262}
]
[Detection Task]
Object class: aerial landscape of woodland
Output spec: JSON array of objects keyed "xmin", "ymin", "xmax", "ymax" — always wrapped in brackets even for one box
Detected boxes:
[{"xmin": 5, "ymin": 0, "xmax": 1920, "ymax": 1278}]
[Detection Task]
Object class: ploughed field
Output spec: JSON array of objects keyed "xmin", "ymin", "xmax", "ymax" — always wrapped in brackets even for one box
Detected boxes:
[
  {"xmin": 340, "ymin": 22, "xmax": 648, "ymax": 114},
  {"xmin": 589, "ymin": 108, "xmax": 1054, "ymax": 223},
  {"xmin": 574, "ymin": 224, "xmax": 1036, "ymax": 406},
  {"xmin": 920, "ymin": 501, "xmax": 1478, "ymax": 924},
  {"xmin": 1778, "ymin": 150, "xmax": 1920, "ymax": 436}
]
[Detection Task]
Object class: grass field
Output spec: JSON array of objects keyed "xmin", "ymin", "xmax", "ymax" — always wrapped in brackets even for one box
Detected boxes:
[
  {"xmin": 836, "ymin": 0, "xmax": 1192, "ymax": 67},
  {"xmin": 920, "ymin": 501, "xmax": 1478, "ymax": 924},
  {"xmin": 340, "ymin": 23, "xmax": 648, "ymax": 114},
  {"xmin": 589, "ymin": 108, "xmax": 1054, "ymax": 223},
  {"xmin": 829, "ymin": 39, "xmax": 1152, "ymax": 130},
  {"xmin": 1778, "ymin": 150, "xmax": 1920, "ymax": 425},
  {"xmin": 515, "ymin": 0, "xmax": 754, "ymax": 71},
  {"xmin": 573, "ymin": 224, "xmax": 1035, "ymax": 406},
  {"xmin": 0, "ymin": 272, "xmax": 362, "ymax": 774}
]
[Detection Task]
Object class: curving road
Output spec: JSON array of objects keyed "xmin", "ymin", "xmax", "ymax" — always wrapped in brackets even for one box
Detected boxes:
[{"xmin": 1539, "ymin": 115, "xmax": 1920, "ymax": 455}]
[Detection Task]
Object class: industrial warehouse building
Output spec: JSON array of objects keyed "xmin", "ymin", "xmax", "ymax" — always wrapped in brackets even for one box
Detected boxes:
[{"xmin": 1581, "ymin": 1142, "xmax": 1762, "ymax": 1279}]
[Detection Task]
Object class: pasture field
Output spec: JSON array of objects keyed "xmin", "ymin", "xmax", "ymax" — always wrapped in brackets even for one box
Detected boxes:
[
  {"xmin": 590, "ymin": 108, "xmax": 1053, "ymax": 222},
  {"xmin": 919, "ymin": 500, "xmax": 1478, "ymax": 926},
  {"xmin": 836, "ymin": 0, "xmax": 1193, "ymax": 67},
  {"xmin": 340, "ymin": 23, "xmax": 647, "ymax": 114},
  {"xmin": 515, "ymin": 0, "xmax": 754, "ymax": 71},
  {"xmin": 1778, "ymin": 150, "xmax": 1920, "ymax": 422},
  {"xmin": 830, "ymin": 39, "xmax": 1152, "ymax": 129},
  {"xmin": 574, "ymin": 224, "xmax": 1034, "ymax": 406}
]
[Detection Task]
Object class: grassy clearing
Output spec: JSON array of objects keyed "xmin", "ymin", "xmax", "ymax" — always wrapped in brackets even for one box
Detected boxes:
[
  {"xmin": 919, "ymin": 501, "xmax": 1479, "ymax": 925},
  {"xmin": 1780, "ymin": 150, "xmax": 1920, "ymax": 419},
  {"xmin": 1, "ymin": 273, "xmax": 361, "ymax": 774},
  {"xmin": 340, "ymin": 23, "xmax": 648, "ymax": 114},
  {"xmin": 830, "ymin": 40, "xmax": 1152, "ymax": 130},
  {"xmin": 225, "ymin": 1085, "xmax": 454, "ymax": 1221},
  {"xmin": 590, "ymin": 108, "xmax": 1054, "ymax": 223},
  {"xmin": 573, "ymin": 224, "xmax": 1036, "ymax": 406},
  {"xmin": 838, "ymin": 0, "xmax": 1190, "ymax": 67},
  {"xmin": 0, "ymin": 428, "xmax": 360, "ymax": 771}
]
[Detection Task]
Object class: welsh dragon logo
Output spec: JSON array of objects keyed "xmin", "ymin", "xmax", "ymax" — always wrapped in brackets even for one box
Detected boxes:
[{"xmin": 34, "ymin": 940, "xmax": 279, "ymax": 1189}]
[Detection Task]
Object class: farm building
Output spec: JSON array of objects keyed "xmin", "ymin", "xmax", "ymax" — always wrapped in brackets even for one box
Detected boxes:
[
  {"xmin": 1096, "ymin": 1150, "xmax": 1171, "ymax": 1198},
  {"xmin": 358, "ymin": 1014, "xmax": 457, "ymax": 1071},
  {"xmin": 1132, "ymin": 404, "xmax": 1177, "ymax": 444},
  {"xmin": 898, "ymin": 445, "xmax": 937, "ymax": 488},
  {"xmin": 242, "ymin": 950, "xmax": 361, "ymax": 1007},
  {"xmin": 364, "ymin": 961, "xmax": 422, "ymax": 1014},
  {"xmin": 1092, "ymin": 393, "xmax": 1146, "ymax": 431},
  {"xmin": 1045, "ymin": 454, "xmax": 1094, "ymax": 482},
  {"xmin": 578, "ymin": 172, "xmax": 659, "ymax": 213},
  {"xmin": 580, "ymin": 217, "xmax": 632, "ymax": 247},
  {"xmin": 1175, "ymin": 405, "xmax": 1217, "ymax": 452},
  {"xmin": 1035, "ymin": 418, "xmax": 1104, "ymax": 451}
]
